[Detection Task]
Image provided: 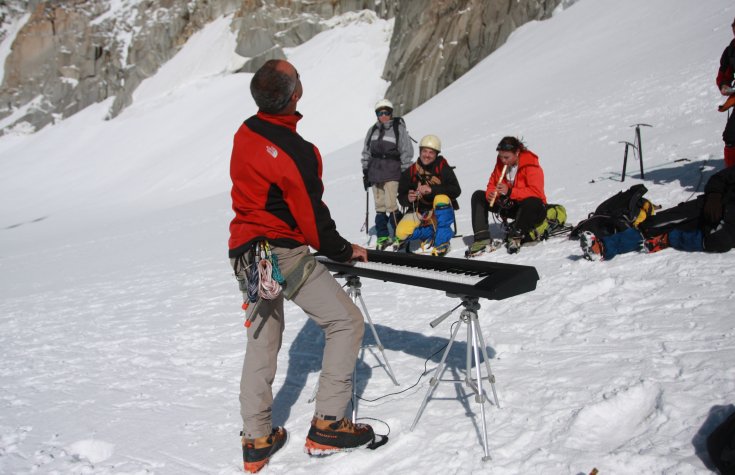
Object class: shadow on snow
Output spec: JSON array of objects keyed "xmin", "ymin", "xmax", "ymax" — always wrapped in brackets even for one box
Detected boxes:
[{"xmin": 272, "ymin": 317, "xmax": 498, "ymax": 442}]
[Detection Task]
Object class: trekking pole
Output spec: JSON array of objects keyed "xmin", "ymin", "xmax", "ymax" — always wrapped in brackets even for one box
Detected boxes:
[
  {"xmin": 630, "ymin": 123, "xmax": 652, "ymax": 179},
  {"xmin": 361, "ymin": 189, "xmax": 369, "ymax": 236},
  {"xmin": 488, "ymin": 164, "xmax": 507, "ymax": 208}
]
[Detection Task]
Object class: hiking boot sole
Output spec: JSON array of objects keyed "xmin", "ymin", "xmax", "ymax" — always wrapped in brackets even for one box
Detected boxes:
[
  {"xmin": 580, "ymin": 231, "xmax": 604, "ymax": 261},
  {"xmin": 243, "ymin": 428, "xmax": 289, "ymax": 473},
  {"xmin": 465, "ymin": 239, "xmax": 503, "ymax": 258},
  {"xmin": 303, "ymin": 437, "xmax": 371, "ymax": 457},
  {"xmin": 244, "ymin": 459, "xmax": 269, "ymax": 473}
]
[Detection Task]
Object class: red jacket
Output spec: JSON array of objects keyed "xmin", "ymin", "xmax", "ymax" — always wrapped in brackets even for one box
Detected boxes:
[
  {"xmin": 228, "ymin": 112, "xmax": 352, "ymax": 261},
  {"xmin": 484, "ymin": 150, "xmax": 546, "ymax": 204}
]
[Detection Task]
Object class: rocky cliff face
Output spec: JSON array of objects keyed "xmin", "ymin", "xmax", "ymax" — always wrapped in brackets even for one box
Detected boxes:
[
  {"xmin": 231, "ymin": 0, "xmax": 394, "ymax": 72},
  {"xmin": 384, "ymin": 0, "xmax": 562, "ymax": 114},
  {"xmin": 0, "ymin": 0, "xmax": 567, "ymax": 135},
  {"xmin": 0, "ymin": 0, "xmax": 243, "ymax": 134},
  {"xmin": 0, "ymin": 0, "xmax": 394, "ymax": 134},
  {"xmin": 0, "ymin": 2, "xmax": 27, "ymax": 45}
]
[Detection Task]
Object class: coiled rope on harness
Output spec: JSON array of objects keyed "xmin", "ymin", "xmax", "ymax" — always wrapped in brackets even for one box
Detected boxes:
[
  {"xmin": 246, "ymin": 263, "xmax": 259, "ymax": 304},
  {"xmin": 239, "ymin": 240, "xmax": 286, "ymax": 328},
  {"xmin": 255, "ymin": 240, "xmax": 284, "ymax": 300},
  {"xmin": 257, "ymin": 258, "xmax": 281, "ymax": 299}
]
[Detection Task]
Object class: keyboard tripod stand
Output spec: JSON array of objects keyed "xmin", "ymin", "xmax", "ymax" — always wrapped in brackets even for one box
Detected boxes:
[{"xmin": 410, "ymin": 294, "xmax": 500, "ymax": 462}]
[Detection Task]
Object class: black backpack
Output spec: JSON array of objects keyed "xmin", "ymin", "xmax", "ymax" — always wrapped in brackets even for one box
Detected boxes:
[
  {"xmin": 708, "ymin": 410, "xmax": 735, "ymax": 475},
  {"xmin": 570, "ymin": 184, "xmax": 653, "ymax": 239}
]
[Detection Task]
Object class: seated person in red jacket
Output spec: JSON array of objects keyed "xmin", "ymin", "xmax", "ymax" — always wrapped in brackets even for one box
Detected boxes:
[{"xmin": 468, "ymin": 136, "xmax": 547, "ymax": 254}]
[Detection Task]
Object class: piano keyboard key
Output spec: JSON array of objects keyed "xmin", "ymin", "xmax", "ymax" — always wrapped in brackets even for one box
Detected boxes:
[{"xmin": 348, "ymin": 260, "xmax": 484, "ymax": 286}]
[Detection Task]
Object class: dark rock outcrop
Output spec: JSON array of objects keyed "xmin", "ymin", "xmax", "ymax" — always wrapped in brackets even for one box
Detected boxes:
[
  {"xmin": 0, "ymin": 0, "xmax": 243, "ymax": 133},
  {"xmin": 383, "ymin": 0, "xmax": 561, "ymax": 114}
]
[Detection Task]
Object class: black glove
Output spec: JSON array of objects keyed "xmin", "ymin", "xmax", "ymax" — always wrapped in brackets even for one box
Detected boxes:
[
  {"xmin": 494, "ymin": 194, "xmax": 513, "ymax": 209},
  {"xmin": 703, "ymin": 193, "xmax": 723, "ymax": 223},
  {"xmin": 362, "ymin": 169, "xmax": 370, "ymax": 190}
]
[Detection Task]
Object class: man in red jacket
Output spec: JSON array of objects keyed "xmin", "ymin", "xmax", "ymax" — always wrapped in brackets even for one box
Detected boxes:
[
  {"xmin": 228, "ymin": 59, "xmax": 375, "ymax": 473},
  {"xmin": 468, "ymin": 136, "xmax": 547, "ymax": 254},
  {"xmin": 718, "ymin": 16, "xmax": 735, "ymax": 168}
]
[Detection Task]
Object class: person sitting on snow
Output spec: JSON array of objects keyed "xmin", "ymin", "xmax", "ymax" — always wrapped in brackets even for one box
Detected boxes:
[
  {"xmin": 581, "ymin": 165, "xmax": 735, "ymax": 260},
  {"xmin": 468, "ymin": 136, "xmax": 548, "ymax": 255},
  {"xmin": 395, "ymin": 134, "xmax": 461, "ymax": 256}
]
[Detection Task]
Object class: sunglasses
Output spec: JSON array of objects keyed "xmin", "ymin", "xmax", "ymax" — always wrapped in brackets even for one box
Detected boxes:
[
  {"xmin": 376, "ymin": 110, "xmax": 392, "ymax": 117},
  {"xmin": 496, "ymin": 142, "xmax": 517, "ymax": 152}
]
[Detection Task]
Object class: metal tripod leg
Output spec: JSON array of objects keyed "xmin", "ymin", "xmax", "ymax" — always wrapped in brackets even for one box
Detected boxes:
[
  {"xmin": 410, "ymin": 312, "xmax": 463, "ymax": 430},
  {"xmin": 410, "ymin": 295, "xmax": 499, "ymax": 462},
  {"xmin": 308, "ymin": 274, "xmax": 399, "ymax": 420},
  {"xmin": 470, "ymin": 313, "xmax": 499, "ymax": 408},
  {"xmin": 346, "ymin": 274, "xmax": 399, "ymax": 421},
  {"xmin": 345, "ymin": 275, "xmax": 399, "ymax": 387}
]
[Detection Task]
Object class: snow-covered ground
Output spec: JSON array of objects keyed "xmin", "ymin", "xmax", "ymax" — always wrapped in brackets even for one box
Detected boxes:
[{"xmin": 1, "ymin": 0, "xmax": 735, "ymax": 473}]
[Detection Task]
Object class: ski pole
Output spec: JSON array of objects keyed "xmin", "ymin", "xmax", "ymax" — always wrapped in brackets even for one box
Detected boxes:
[
  {"xmin": 488, "ymin": 164, "xmax": 507, "ymax": 208},
  {"xmin": 364, "ymin": 189, "xmax": 369, "ymax": 235}
]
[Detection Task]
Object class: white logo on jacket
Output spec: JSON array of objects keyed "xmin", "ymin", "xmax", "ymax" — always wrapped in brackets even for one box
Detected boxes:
[{"xmin": 266, "ymin": 145, "xmax": 278, "ymax": 158}]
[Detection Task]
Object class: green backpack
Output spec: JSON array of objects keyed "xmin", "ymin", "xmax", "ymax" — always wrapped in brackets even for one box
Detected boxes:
[{"xmin": 528, "ymin": 204, "xmax": 567, "ymax": 241}]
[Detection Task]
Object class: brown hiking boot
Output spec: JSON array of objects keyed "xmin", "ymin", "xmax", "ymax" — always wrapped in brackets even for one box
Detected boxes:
[
  {"xmin": 242, "ymin": 427, "xmax": 288, "ymax": 473},
  {"xmin": 304, "ymin": 417, "xmax": 375, "ymax": 456}
]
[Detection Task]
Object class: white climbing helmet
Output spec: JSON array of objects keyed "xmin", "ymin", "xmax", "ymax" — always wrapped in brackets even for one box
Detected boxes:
[
  {"xmin": 419, "ymin": 134, "xmax": 442, "ymax": 153},
  {"xmin": 374, "ymin": 99, "xmax": 394, "ymax": 111}
]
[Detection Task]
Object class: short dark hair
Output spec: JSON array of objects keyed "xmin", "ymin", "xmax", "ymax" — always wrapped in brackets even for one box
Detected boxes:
[
  {"xmin": 250, "ymin": 60, "xmax": 297, "ymax": 114},
  {"xmin": 496, "ymin": 136, "xmax": 526, "ymax": 153}
]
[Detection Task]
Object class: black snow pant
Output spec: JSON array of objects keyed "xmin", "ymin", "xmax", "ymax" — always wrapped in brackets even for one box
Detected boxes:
[
  {"xmin": 640, "ymin": 195, "xmax": 735, "ymax": 253},
  {"xmin": 724, "ymin": 110, "xmax": 735, "ymax": 147},
  {"xmin": 471, "ymin": 189, "xmax": 546, "ymax": 241}
]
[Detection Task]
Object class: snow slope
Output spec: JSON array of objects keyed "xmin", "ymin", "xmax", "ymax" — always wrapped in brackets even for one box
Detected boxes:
[{"xmin": 1, "ymin": 1, "xmax": 735, "ymax": 474}]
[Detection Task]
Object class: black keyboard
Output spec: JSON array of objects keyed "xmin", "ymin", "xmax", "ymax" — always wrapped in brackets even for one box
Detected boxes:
[{"xmin": 316, "ymin": 250, "xmax": 539, "ymax": 300}]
